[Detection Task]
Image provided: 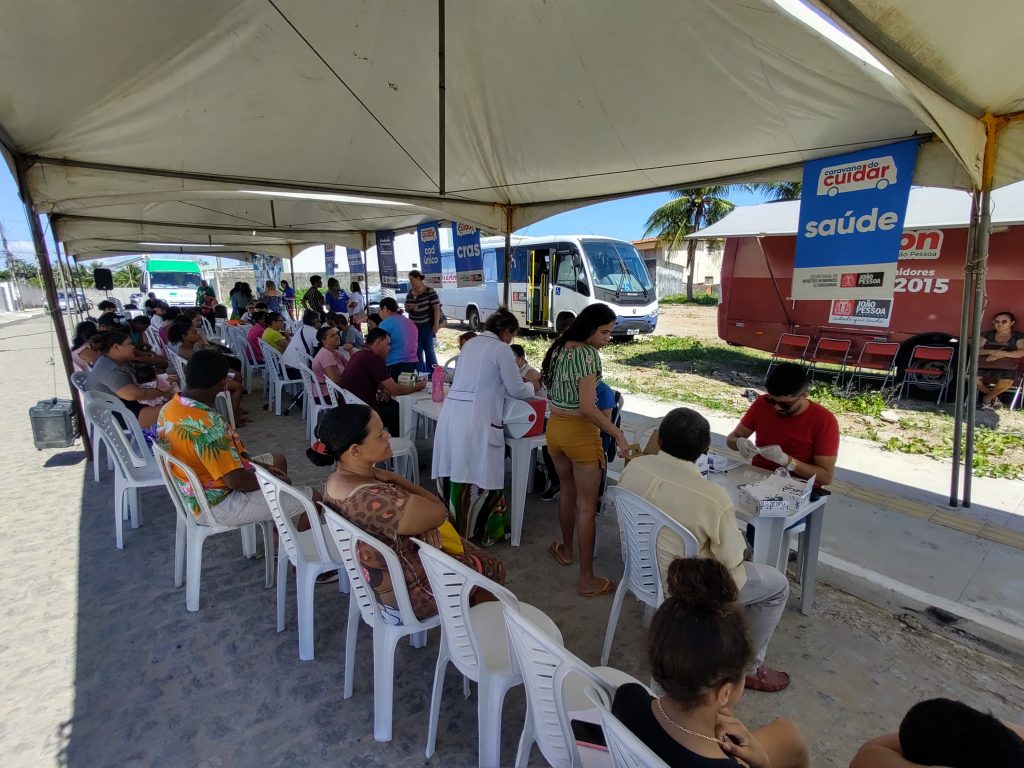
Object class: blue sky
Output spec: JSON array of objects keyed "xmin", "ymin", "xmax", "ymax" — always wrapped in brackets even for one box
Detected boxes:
[{"xmin": 0, "ymin": 162, "xmax": 766, "ymax": 269}]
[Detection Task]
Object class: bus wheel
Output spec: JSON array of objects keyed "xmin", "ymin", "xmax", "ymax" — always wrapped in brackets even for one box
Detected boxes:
[
  {"xmin": 467, "ymin": 308, "xmax": 481, "ymax": 331},
  {"xmin": 555, "ymin": 312, "xmax": 574, "ymax": 334}
]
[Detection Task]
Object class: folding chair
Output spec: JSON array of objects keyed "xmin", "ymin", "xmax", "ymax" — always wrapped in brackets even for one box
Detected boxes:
[
  {"xmin": 849, "ymin": 341, "xmax": 900, "ymax": 391},
  {"xmin": 898, "ymin": 345, "xmax": 955, "ymax": 403},
  {"xmin": 806, "ymin": 337, "xmax": 852, "ymax": 382},
  {"xmin": 765, "ymin": 333, "xmax": 810, "ymax": 382}
]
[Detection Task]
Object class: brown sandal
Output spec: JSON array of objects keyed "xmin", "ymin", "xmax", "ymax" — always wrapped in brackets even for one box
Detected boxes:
[
  {"xmin": 548, "ymin": 542, "xmax": 572, "ymax": 566},
  {"xmin": 578, "ymin": 578, "xmax": 616, "ymax": 598}
]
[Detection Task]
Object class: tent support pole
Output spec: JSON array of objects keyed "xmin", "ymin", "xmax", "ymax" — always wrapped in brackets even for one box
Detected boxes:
[
  {"xmin": 437, "ymin": 0, "xmax": 446, "ymax": 196},
  {"xmin": 962, "ymin": 187, "xmax": 991, "ymax": 508},
  {"xmin": 15, "ymin": 156, "xmax": 90, "ymax": 458},
  {"xmin": 949, "ymin": 192, "xmax": 979, "ymax": 506},
  {"xmin": 503, "ymin": 206, "xmax": 513, "ymax": 308}
]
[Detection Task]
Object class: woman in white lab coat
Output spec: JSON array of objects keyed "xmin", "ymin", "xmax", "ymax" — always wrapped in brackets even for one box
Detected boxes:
[{"xmin": 432, "ymin": 309, "xmax": 539, "ymax": 544}]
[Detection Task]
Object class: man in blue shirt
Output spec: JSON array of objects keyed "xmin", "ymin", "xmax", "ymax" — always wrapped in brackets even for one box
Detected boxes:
[{"xmin": 378, "ymin": 297, "xmax": 419, "ymax": 378}]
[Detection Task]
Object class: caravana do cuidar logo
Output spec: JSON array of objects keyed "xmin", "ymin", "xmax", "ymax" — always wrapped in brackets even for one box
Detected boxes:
[{"xmin": 792, "ymin": 140, "xmax": 918, "ymax": 301}]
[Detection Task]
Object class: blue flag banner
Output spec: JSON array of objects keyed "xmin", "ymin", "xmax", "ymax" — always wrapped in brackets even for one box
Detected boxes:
[
  {"xmin": 417, "ymin": 221, "xmax": 443, "ymax": 289},
  {"xmin": 792, "ymin": 139, "xmax": 918, "ymax": 300},
  {"xmin": 451, "ymin": 221, "xmax": 483, "ymax": 288},
  {"xmin": 324, "ymin": 244, "xmax": 336, "ymax": 277},
  {"xmin": 252, "ymin": 254, "xmax": 281, "ymax": 292},
  {"xmin": 376, "ymin": 231, "xmax": 398, "ymax": 289},
  {"xmin": 346, "ymin": 248, "xmax": 365, "ymax": 284}
]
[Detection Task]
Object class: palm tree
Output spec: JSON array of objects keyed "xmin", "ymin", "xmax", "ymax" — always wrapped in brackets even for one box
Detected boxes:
[
  {"xmin": 113, "ymin": 263, "xmax": 144, "ymax": 288},
  {"xmin": 644, "ymin": 182, "xmax": 802, "ymax": 299},
  {"xmin": 744, "ymin": 181, "xmax": 802, "ymax": 201},
  {"xmin": 643, "ymin": 186, "xmax": 735, "ymax": 300}
]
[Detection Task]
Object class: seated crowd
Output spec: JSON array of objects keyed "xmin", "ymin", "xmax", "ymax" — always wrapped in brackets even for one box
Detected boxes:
[{"xmin": 79, "ymin": 287, "xmax": 1018, "ymax": 767}]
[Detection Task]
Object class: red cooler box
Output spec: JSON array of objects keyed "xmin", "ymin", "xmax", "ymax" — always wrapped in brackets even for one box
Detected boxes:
[{"xmin": 502, "ymin": 397, "xmax": 547, "ymax": 438}]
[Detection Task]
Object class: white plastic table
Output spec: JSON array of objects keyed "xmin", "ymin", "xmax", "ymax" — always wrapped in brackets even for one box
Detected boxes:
[
  {"xmin": 394, "ymin": 390, "xmax": 432, "ymax": 443},
  {"xmin": 708, "ymin": 465, "xmax": 827, "ymax": 616},
  {"xmin": 411, "ymin": 397, "xmax": 544, "ymax": 547}
]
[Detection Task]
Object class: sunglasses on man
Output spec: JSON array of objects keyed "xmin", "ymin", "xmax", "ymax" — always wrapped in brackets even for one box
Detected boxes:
[{"xmin": 765, "ymin": 392, "xmax": 805, "ymax": 412}]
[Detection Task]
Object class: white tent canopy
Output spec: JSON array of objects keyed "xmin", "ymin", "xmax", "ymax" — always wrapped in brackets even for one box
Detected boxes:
[
  {"xmin": 690, "ymin": 181, "xmax": 1024, "ymax": 239},
  {"xmin": 1, "ymin": 1, "xmax": 1022, "ymax": 258},
  {"xmin": 4, "ymin": 0, "xmax": 1013, "ymax": 260}
]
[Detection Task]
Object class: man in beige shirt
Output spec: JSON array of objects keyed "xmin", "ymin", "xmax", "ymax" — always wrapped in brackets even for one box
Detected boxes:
[{"xmin": 618, "ymin": 407, "xmax": 791, "ymax": 692}]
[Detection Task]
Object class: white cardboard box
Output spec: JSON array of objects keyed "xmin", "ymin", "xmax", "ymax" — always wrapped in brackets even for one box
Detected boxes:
[{"xmin": 737, "ymin": 474, "xmax": 815, "ymax": 517}]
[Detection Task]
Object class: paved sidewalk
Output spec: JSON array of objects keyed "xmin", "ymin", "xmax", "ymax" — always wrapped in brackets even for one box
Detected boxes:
[
  {"xmin": 618, "ymin": 394, "xmax": 1024, "ymax": 647},
  {"xmin": 1, "ymin": 316, "xmax": 1021, "ymax": 767}
]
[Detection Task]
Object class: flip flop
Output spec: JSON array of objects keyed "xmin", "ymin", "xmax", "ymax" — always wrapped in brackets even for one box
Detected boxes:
[
  {"xmin": 548, "ymin": 542, "xmax": 572, "ymax": 566},
  {"xmin": 579, "ymin": 578, "xmax": 616, "ymax": 598}
]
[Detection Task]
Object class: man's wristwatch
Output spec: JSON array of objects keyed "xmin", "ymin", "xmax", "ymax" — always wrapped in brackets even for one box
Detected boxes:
[{"xmin": 785, "ymin": 457, "xmax": 799, "ymax": 472}]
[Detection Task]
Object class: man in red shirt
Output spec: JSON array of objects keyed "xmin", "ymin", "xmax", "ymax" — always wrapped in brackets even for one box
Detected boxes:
[
  {"xmin": 726, "ymin": 363, "xmax": 839, "ymax": 486},
  {"xmin": 336, "ymin": 327, "xmax": 425, "ymax": 433}
]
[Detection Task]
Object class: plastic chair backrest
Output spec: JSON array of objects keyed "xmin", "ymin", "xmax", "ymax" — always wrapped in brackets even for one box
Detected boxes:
[
  {"xmin": 213, "ymin": 390, "xmax": 235, "ymax": 428},
  {"xmin": 857, "ymin": 341, "xmax": 899, "ymax": 369},
  {"xmin": 814, "ymin": 337, "xmax": 851, "ymax": 356},
  {"xmin": 259, "ymin": 339, "xmax": 285, "ymax": 380},
  {"xmin": 84, "ymin": 396, "xmax": 154, "ymax": 477},
  {"xmin": 167, "ymin": 350, "xmax": 188, "ymax": 382},
  {"xmin": 70, "ymin": 370, "xmax": 89, "ymax": 393},
  {"xmin": 144, "ymin": 326, "xmax": 162, "ymax": 350},
  {"xmin": 504, "ymin": 604, "xmax": 616, "ymax": 768},
  {"xmin": 322, "ymin": 505, "xmax": 426, "ymax": 628},
  {"xmin": 152, "ymin": 442, "xmax": 221, "ymax": 527},
  {"xmin": 606, "ymin": 487, "xmax": 699, "ymax": 606},
  {"xmin": 253, "ymin": 465, "xmax": 333, "ymax": 566},
  {"xmin": 296, "ymin": 360, "xmax": 337, "ymax": 407},
  {"xmin": 325, "ymin": 378, "xmax": 367, "ymax": 407},
  {"xmin": 585, "ymin": 686, "xmax": 671, "ymax": 768},
  {"xmin": 294, "ymin": 349, "xmax": 314, "ymax": 370},
  {"xmin": 413, "ymin": 540, "xmax": 521, "ymax": 679},
  {"xmin": 911, "ymin": 344, "xmax": 954, "ymax": 363},
  {"xmin": 775, "ymin": 333, "xmax": 810, "ymax": 356}
]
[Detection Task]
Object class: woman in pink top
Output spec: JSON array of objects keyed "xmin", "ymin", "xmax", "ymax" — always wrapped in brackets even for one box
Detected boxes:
[
  {"xmin": 245, "ymin": 310, "xmax": 267, "ymax": 363},
  {"xmin": 311, "ymin": 325, "xmax": 350, "ymax": 400}
]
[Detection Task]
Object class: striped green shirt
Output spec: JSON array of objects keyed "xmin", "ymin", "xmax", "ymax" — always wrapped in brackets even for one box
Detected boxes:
[{"xmin": 547, "ymin": 344, "xmax": 602, "ymax": 410}]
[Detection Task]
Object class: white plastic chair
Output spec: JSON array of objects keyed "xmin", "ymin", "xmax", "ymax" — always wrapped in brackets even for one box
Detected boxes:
[
  {"xmin": 504, "ymin": 604, "xmax": 647, "ymax": 768},
  {"xmin": 412, "ymin": 540, "xmax": 562, "ymax": 767},
  {"xmin": 226, "ymin": 326, "xmax": 264, "ymax": 393},
  {"xmin": 324, "ymin": 380, "xmax": 420, "ymax": 484},
  {"xmin": 152, "ymin": 444, "xmax": 274, "ymax": 612},
  {"xmin": 586, "ymin": 686, "xmax": 671, "ymax": 768},
  {"xmin": 295, "ymin": 361, "xmax": 338, "ymax": 444},
  {"xmin": 85, "ymin": 396, "xmax": 165, "ymax": 549},
  {"xmin": 143, "ymin": 325, "xmax": 165, "ymax": 354},
  {"xmin": 322, "ymin": 507, "xmax": 440, "ymax": 742},
  {"xmin": 259, "ymin": 338, "xmax": 303, "ymax": 415},
  {"xmin": 167, "ymin": 349, "xmax": 188, "ymax": 383},
  {"xmin": 213, "ymin": 390, "xmax": 236, "ymax": 428},
  {"xmin": 252, "ymin": 465, "xmax": 348, "ymax": 661},
  {"xmin": 70, "ymin": 372, "xmax": 115, "ymax": 482},
  {"xmin": 600, "ymin": 486, "xmax": 699, "ymax": 666}
]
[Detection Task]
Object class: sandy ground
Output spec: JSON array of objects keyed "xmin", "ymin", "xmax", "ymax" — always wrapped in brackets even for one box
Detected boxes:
[
  {"xmin": 1, "ymin": 315, "xmax": 1022, "ymax": 767},
  {"xmin": 652, "ymin": 303, "xmax": 725, "ymax": 342}
]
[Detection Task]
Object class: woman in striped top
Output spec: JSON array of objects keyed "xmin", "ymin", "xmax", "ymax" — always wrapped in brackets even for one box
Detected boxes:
[{"xmin": 540, "ymin": 303, "xmax": 631, "ymax": 597}]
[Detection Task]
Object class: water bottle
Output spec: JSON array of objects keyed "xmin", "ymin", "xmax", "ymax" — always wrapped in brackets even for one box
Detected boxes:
[{"xmin": 431, "ymin": 365, "xmax": 445, "ymax": 403}]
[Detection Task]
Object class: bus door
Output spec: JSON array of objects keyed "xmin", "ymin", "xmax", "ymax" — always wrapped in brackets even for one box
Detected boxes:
[{"xmin": 526, "ymin": 247, "xmax": 553, "ymax": 328}]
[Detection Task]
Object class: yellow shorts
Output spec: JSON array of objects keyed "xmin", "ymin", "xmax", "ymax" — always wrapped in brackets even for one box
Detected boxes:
[{"xmin": 546, "ymin": 412, "xmax": 606, "ymax": 467}]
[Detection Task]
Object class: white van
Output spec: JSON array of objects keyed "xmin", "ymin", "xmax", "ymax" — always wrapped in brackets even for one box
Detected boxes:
[{"xmin": 140, "ymin": 258, "xmax": 203, "ymax": 307}]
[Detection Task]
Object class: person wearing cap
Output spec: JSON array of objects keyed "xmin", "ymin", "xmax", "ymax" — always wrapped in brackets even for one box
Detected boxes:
[{"xmin": 404, "ymin": 269, "xmax": 441, "ymax": 371}]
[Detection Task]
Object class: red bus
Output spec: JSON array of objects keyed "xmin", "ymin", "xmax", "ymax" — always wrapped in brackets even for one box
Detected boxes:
[{"xmin": 704, "ymin": 185, "xmax": 1024, "ymax": 385}]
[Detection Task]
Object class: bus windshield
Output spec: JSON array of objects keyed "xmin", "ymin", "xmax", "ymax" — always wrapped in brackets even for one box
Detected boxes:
[
  {"xmin": 582, "ymin": 240, "xmax": 653, "ymax": 294},
  {"xmin": 150, "ymin": 271, "xmax": 201, "ymax": 289}
]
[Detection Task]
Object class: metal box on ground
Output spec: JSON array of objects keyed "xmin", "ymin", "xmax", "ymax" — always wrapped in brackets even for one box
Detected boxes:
[{"xmin": 29, "ymin": 398, "xmax": 78, "ymax": 450}]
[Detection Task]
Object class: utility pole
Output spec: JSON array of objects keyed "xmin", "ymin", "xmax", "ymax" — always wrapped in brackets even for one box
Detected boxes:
[{"xmin": 0, "ymin": 220, "xmax": 23, "ymax": 310}]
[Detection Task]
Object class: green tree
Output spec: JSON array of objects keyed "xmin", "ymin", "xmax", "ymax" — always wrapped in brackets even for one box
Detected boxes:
[
  {"xmin": 643, "ymin": 182, "xmax": 802, "ymax": 299},
  {"xmin": 643, "ymin": 186, "xmax": 735, "ymax": 300},
  {"xmin": 114, "ymin": 263, "xmax": 144, "ymax": 288}
]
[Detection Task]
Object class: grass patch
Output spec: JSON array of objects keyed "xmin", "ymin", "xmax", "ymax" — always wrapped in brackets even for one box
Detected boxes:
[
  {"xmin": 660, "ymin": 293, "xmax": 719, "ymax": 306},
  {"xmin": 883, "ymin": 429, "xmax": 1024, "ymax": 480}
]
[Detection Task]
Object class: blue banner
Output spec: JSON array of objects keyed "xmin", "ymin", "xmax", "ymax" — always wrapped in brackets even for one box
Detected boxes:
[
  {"xmin": 792, "ymin": 139, "xmax": 918, "ymax": 300},
  {"xmin": 346, "ymin": 247, "xmax": 365, "ymax": 283},
  {"xmin": 416, "ymin": 221, "xmax": 443, "ymax": 289},
  {"xmin": 451, "ymin": 221, "xmax": 483, "ymax": 288},
  {"xmin": 324, "ymin": 244, "xmax": 336, "ymax": 277},
  {"xmin": 376, "ymin": 231, "xmax": 398, "ymax": 289}
]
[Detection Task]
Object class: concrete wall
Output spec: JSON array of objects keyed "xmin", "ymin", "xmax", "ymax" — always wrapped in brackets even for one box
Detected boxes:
[{"xmin": 0, "ymin": 281, "xmax": 46, "ymax": 311}]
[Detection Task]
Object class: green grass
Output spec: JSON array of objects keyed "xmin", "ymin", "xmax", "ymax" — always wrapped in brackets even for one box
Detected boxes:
[
  {"xmin": 660, "ymin": 293, "xmax": 719, "ymax": 306},
  {"xmin": 883, "ymin": 429, "xmax": 1024, "ymax": 479}
]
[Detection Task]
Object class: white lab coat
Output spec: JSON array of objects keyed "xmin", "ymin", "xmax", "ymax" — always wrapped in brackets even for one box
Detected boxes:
[{"xmin": 431, "ymin": 331, "xmax": 536, "ymax": 489}]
